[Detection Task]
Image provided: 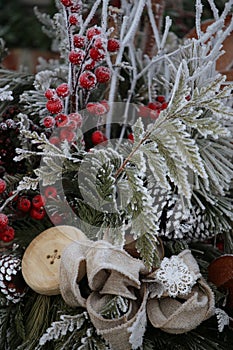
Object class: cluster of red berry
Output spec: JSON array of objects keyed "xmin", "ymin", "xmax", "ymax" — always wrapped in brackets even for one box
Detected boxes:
[{"xmin": 138, "ymin": 95, "xmax": 168, "ymax": 120}]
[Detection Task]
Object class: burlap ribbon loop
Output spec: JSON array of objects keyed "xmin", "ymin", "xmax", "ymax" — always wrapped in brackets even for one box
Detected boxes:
[{"xmin": 60, "ymin": 242, "xmax": 215, "ymax": 349}]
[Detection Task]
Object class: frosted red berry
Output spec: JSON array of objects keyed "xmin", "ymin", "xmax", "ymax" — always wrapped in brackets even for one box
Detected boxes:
[
  {"xmin": 43, "ymin": 116, "xmax": 55, "ymax": 128},
  {"xmin": 44, "ymin": 186, "xmax": 57, "ymax": 198},
  {"xmin": 138, "ymin": 105, "xmax": 150, "ymax": 118},
  {"xmin": 0, "ymin": 213, "xmax": 9, "ymax": 229},
  {"xmin": 46, "ymin": 98, "xmax": 63, "ymax": 114},
  {"xmin": 156, "ymin": 95, "xmax": 166, "ymax": 103},
  {"xmin": 79, "ymin": 71, "xmax": 97, "ymax": 89},
  {"xmin": 69, "ymin": 113, "xmax": 83, "ymax": 127},
  {"xmin": 30, "ymin": 208, "xmax": 46, "ymax": 220},
  {"xmin": 45, "ymin": 88, "xmax": 55, "ymax": 100},
  {"xmin": 69, "ymin": 14, "xmax": 79, "ymax": 25},
  {"xmin": 87, "ymin": 102, "xmax": 106, "ymax": 116},
  {"xmin": 148, "ymin": 101, "xmax": 161, "ymax": 110},
  {"xmin": 91, "ymin": 130, "xmax": 107, "ymax": 145},
  {"xmin": 60, "ymin": 0, "xmax": 73, "ymax": 6},
  {"xmin": 17, "ymin": 197, "xmax": 31, "ymax": 212},
  {"xmin": 32, "ymin": 194, "xmax": 46, "ymax": 209},
  {"xmin": 56, "ymin": 83, "xmax": 70, "ymax": 98},
  {"xmin": 84, "ymin": 60, "xmax": 96, "ymax": 71},
  {"xmin": 94, "ymin": 37, "xmax": 105, "ymax": 49},
  {"xmin": 73, "ymin": 35, "xmax": 85, "ymax": 48},
  {"xmin": 49, "ymin": 136, "xmax": 60, "ymax": 145},
  {"xmin": 95, "ymin": 66, "xmax": 111, "ymax": 83},
  {"xmin": 128, "ymin": 133, "xmax": 134, "ymax": 142},
  {"xmin": 89, "ymin": 47, "xmax": 105, "ymax": 62},
  {"xmin": 107, "ymin": 38, "xmax": 120, "ymax": 52},
  {"xmin": 59, "ymin": 128, "xmax": 76, "ymax": 142},
  {"xmin": 86, "ymin": 26, "xmax": 101, "ymax": 41},
  {"xmin": 100, "ymin": 100, "xmax": 110, "ymax": 112},
  {"xmin": 0, "ymin": 179, "xmax": 6, "ymax": 194},
  {"xmin": 69, "ymin": 49, "xmax": 85, "ymax": 65},
  {"xmin": 0, "ymin": 225, "xmax": 15, "ymax": 242},
  {"xmin": 55, "ymin": 113, "xmax": 69, "ymax": 127}
]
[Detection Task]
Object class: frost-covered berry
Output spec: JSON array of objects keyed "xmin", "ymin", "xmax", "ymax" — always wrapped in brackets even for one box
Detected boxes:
[
  {"xmin": 30, "ymin": 208, "xmax": 46, "ymax": 220},
  {"xmin": 107, "ymin": 38, "xmax": 120, "ymax": 52},
  {"xmin": 56, "ymin": 83, "xmax": 70, "ymax": 98},
  {"xmin": 84, "ymin": 60, "xmax": 96, "ymax": 71},
  {"xmin": 45, "ymin": 88, "xmax": 55, "ymax": 99},
  {"xmin": 73, "ymin": 34, "xmax": 85, "ymax": 48},
  {"xmin": 79, "ymin": 71, "xmax": 97, "ymax": 90},
  {"xmin": 44, "ymin": 186, "xmax": 57, "ymax": 198},
  {"xmin": 43, "ymin": 116, "xmax": 55, "ymax": 128},
  {"xmin": 69, "ymin": 113, "xmax": 83, "ymax": 127},
  {"xmin": 49, "ymin": 136, "xmax": 60, "ymax": 145},
  {"xmin": 69, "ymin": 14, "xmax": 79, "ymax": 25},
  {"xmin": 46, "ymin": 98, "xmax": 63, "ymax": 114},
  {"xmin": 87, "ymin": 102, "xmax": 106, "ymax": 116},
  {"xmin": 0, "ymin": 179, "xmax": 6, "ymax": 194},
  {"xmin": 17, "ymin": 197, "xmax": 31, "ymax": 212},
  {"xmin": 148, "ymin": 101, "xmax": 161, "ymax": 110},
  {"xmin": 91, "ymin": 130, "xmax": 107, "ymax": 145},
  {"xmin": 32, "ymin": 194, "xmax": 46, "ymax": 209},
  {"xmin": 0, "ymin": 225, "xmax": 15, "ymax": 242},
  {"xmin": 100, "ymin": 100, "xmax": 110, "ymax": 112},
  {"xmin": 60, "ymin": 0, "xmax": 73, "ymax": 6},
  {"xmin": 59, "ymin": 128, "xmax": 76, "ymax": 142},
  {"xmin": 69, "ymin": 49, "xmax": 85, "ymax": 65},
  {"xmin": 94, "ymin": 37, "xmax": 106, "ymax": 49},
  {"xmin": 95, "ymin": 66, "xmax": 111, "ymax": 83},
  {"xmin": 89, "ymin": 47, "xmax": 105, "ymax": 62},
  {"xmin": 86, "ymin": 26, "xmax": 101, "ymax": 41},
  {"xmin": 156, "ymin": 95, "xmax": 166, "ymax": 103},
  {"xmin": 128, "ymin": 133, "xmax": 134, "ymax": 142},
  {"xmin": 55, "ymin": 113, "xmax": 69, "ymax": 127},
  {"xmin": 0, "ymin": 214, "xmax": 9, "ymax": 229}
]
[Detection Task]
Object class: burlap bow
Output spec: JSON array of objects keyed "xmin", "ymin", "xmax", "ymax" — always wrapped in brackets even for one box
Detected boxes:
[{"xmin": 60, "ymin": 241, "xmax": 215, "ymax": 350}]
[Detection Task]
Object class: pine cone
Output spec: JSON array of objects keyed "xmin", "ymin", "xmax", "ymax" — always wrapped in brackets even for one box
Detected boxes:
[{"xmin": 0, "ymin": 254, "xmax": 27, "ymax": 303}]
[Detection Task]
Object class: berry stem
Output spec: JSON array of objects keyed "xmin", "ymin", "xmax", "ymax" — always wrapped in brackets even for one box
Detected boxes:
[{"xmin": 0, "ymin": 191, "xmax": 19, "ymax": 212}]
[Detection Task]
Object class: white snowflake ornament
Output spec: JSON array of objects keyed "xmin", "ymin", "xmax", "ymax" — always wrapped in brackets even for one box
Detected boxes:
[{"xmin": 155, "ymin": 255, "xmax": 198, "ymax": 298}]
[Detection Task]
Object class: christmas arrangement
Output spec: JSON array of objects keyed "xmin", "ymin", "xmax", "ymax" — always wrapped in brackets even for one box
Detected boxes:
[{"xmin": 0, "ymin": 0, "xmax": 233, "ymax": 349}]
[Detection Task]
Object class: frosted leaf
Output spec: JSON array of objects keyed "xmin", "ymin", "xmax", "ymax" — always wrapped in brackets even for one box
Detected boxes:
[
  {"xmin": 0, "ymin": 85, "xmax": 13, "ymax": 101},
  {"xmin": 17, "ymin": 177, "xmax": 39, "ymax": 191},
  {"xmin": 155, "ymin": 255, "xmax": 197, "ymax": 297},
  {"xmin": 215, "ymin": 308, "xmax": 230, "ymax": 332}
]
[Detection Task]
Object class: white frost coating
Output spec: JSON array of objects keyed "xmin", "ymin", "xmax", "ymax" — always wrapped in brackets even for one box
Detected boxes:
[
  {"xmin": 0, "ymin": 85, "xmax": 13, "ymax": 101},
  {"xmin": 215, "ymin": 308, "xmax": 230, "ymax": 332}
]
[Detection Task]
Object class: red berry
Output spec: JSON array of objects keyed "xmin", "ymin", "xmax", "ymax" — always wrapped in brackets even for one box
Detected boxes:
[
  {"xmin": 128, "ymin": 133, "xmax": 134, "ymax": 142},
  {"xmin": 73, "ymin": 34, "xmax": 85, "ymax": 48},
  {"xmin": 49, "ymin": 136, "xmax": 60, "ymax": 145},
  {"xmin": 69, "ymin": 113, "xmax": 83, "ymax": 127},
  {"xmin": 60, "ymin": 0, "xmax": 73, "ymax": 6},
  {"xmin": 84, "ymin": 60, "xmax": 96, "ymax": 71},
  {"xmin": 43, "ymin": 116, "xmax": 55, "ymax": 128},
  {"xmin": 0, "ymin": 213, "xmax": 9, "ymax": 229},
  {"xmin": 44, "ymin": 186, "xmax": 57, "ymax": 198},
  {"xmin": 46, "ymin": 98, "xmax": 63, "ymax": 114},
  {"xmin": 70, "ymin": 4, "xmax": 81, "ymax": 13},
  {"xmin": 56, "ymin": 83, "xmax": 70, "ymax": 98},
  {"xmin": 32, "ymin": 194, "xmax": 46, "ymax": 209},
  {"xmin": 87, "ymin": 102, "xmax": 106, "ymax": 116},
  {"xmin": 161, "ymin": 102, "xmax": 168, "ymax": 110},
  {"xmin": 0, "ymin": 179, "xmax": 6, "ymax": 194},
  {"xmin": 156, "ymin": 95, "xmax": 166, "ymax": 103},
  {"xmin": 148, "ymin": 101, "xmax": 161, "ymax": 110},
  {"xmin": 91, "ymin": 130, "xmax": 107, "ymax": 145},
  {"xmin": 55, "ymin": 113, "xmax": 69, "ymax": 127},
  {"xmin": 100, "ymin": 100, "xmax": 110, "ymax": 112},
  {"xmin": 45, "ymin": 89, "xmax": 55, "ymax": 99},
  {"xmin": 59, "ymin": 128, "xmax": 76, "ymax": 142},
  {"xmin": 30, "ymin": 208, "xmax": 46, "ymax": 220},
  {"xmin": 138, "ymin": 105, "xmax": 149, "ymax": 118},
  {"xmin": 86, "ymin": 26, "xmax": 101, "ymax": 41},
  {"xmin": 94, "ymin": 37, "xmax": 106, "ymax": 49},
  {"xmin": 107, "ymin": 38, "xmax": 120, "ymax": 52},
  {"xmin": 89, "ymin": 47, "xmax": 105, "ymax": 62},
  {"xmin": 79, "ymin": 71, "xmax": 97, "ymax": 90},
  {"xmin": 95, "ymin": 66, "xmax": 111, "ymax": 83},
  {"xmin": 17, "ymin": 197, "xmax": 31, "ymax": 212},
  {"xmin": 0, "ymin": 225, "xmax": 15, "ymax": 242},
  {"xmin": 149, "ymin": 109, "xmax": 160, "ymax": 120},
  {"xmin": 69, "ymin": 14, "xmax": 79, "ymax": 25},
  {"xmin": 69, "ymin": 49, "xmax": 85, "ymax": 65}
]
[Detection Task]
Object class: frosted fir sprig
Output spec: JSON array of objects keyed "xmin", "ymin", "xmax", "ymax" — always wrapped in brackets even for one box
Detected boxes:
[
  {"xmin": 39, "ymin": 312, "xmax": 88, "ymax": 346},
  {"xmin": 215, "ymin": 308, "xmax": 230, "ymax": 332},
  {"xmin": 0, "ymin": 85, "xmax": 13, "ymax": 101}
]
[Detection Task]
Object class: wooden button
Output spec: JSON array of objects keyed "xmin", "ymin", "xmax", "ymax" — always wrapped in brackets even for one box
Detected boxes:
[{"xmin": 22, "ymin": 226, "xmax": 87, "ymax": 295}]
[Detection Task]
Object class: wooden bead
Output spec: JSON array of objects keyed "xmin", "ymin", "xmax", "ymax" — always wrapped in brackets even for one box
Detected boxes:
[{"xmin": 22, "ymin": 226, "xmax": 87, "ymax": 295}]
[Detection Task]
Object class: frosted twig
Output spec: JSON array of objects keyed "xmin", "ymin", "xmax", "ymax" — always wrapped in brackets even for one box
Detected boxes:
[
  {"xmin": 167, "ymin": 61, "xmax": 183, "ymax": 109},
  {"xmin": 101, "ymin": 0, "xmax": 110, "ymax": 32},
  {"xmin": 146, "ymin": 0, "xmax": 161, "ymax": 50},
  {"xmin": 160, "ymin": 16, "xmax": 172, "ymax": 50},
  {"xmin": 207, "ymin": 0, "xmax": 219, "ymax": 20},
  {"xmin": 79, "ymin": 0, "xmax": 102, "ymax": 35},
  {"xmin": 122, "ymin": 0, "xmax": 146, "ymax": 46},
  {"xmin": 195, "ymin": 0, "xmax": 203, "ymax": 39},
  {"xmin": 221, "ymin": 0, "xmax": 233, "ymax": 21}
]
